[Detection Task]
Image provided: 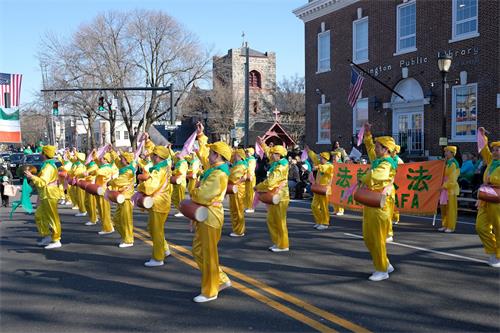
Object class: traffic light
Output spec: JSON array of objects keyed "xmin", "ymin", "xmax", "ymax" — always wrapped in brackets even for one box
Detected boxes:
[
  {"xmin": 98, "ymin": 96, "xmax": 105, "ymax": 111},
  {"xmin": 52, "ymin": 100, "xmax": 59, "ymax": 116}
]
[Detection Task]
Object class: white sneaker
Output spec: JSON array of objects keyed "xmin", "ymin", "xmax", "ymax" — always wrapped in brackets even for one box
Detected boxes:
[
  {"xmin": 37, "ymin": 236, "xmax": 52, "ymax": 246},
  {"xmin": 313, "ymin": 224, "xmax": 319, "ymax": 229},
  {"xmin": 72, "ymin": 206, "xmax": 79, "ymax": 210},
  {"xmin": 193, "ymin": 294, "xmax": 217, "ymax": 303},
  {"xmin": 270, "ymin": 246, "xmax": 289, "ymax": 253},
  {"xmin": 75, "ymin": 212, "xmax": 87, "ymax": 217},
  {"xmin": 229, "ymin": 232, "xmax": 245, "ymax": 237},
  {"xmin": 45, "ymin": 241, "xmax": 62, "ymax": 249},
  {"xmin": 392, "ymin": 221, "xmax": 399, "ymax": 225},
  {"xmin": 488, "ymin": 255, "xmax": 500, "ymax": 268},
  {"xmin": 174, "ymin": 212, "xmax": 184, "ymax": 217},
  {"xmin": 386, "ymin": 236, "xmax": 394, "ymax": 242},
  {"xmin": 118, "ymin": 242, "xmax": 134, "ymax": 248},
  {"xmin": 144, "ymin": 259, "xmax": 164, "ymax": 267},
  {"xmin": 369, "ymin": 271, "xmax": 389, "ymax": 281},
  {"xmin": 245, "ymin": 209, "xmax": 255, "ymax": 213},
  {"xmin": 98, "ymin": 229, "xmax": 114, "ymax": 235},
  {"xmin": 165, "ymin": 250, "xmax": 171, "ymax": 257},
  {"xmin": 66, "ymin": 202, "xmax": 73, "ymax": 206},
  {"xmin": 387, "ymin": 264, "xmax": 395, "ymax": 274},
  {"xmin": 85, "ymin": 221, "xmax": 97, "ymax": 226},
  {"xmin": 438, "ymin": 227, "xmax": 446, "ymax": 232},
  {"xmin": 219, "ymin": 280, "xmax": 232, "ymax": 291},
  {"xmin": 335, "ymin": 212, "xmax": 344, "ymax": 216},
  {"xmin": 268, "ymin": 245, "xmax": 277, "ymax": 250},
  {"xmin": 444, "ymin": 229, "xmax": 454, "ymax": 233},
  {"xmin": 316, "ymin": 225, "xmax": 328, "ymax": 230},
  {"xmin": 59, "ymin": 200, "xmax": 66, "ymax": 205}
]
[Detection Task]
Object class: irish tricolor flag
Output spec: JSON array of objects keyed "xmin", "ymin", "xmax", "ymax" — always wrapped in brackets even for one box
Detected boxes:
[
  {"xmin": 0, "ymin": 108, "xmax": 21, "ymax": 143},
  {"xmin": 0, "ymin": 73, "xmax": 22, "ymax": 143}
]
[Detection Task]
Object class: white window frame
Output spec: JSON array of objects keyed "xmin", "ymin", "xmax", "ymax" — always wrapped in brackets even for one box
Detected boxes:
[
  {"xmin": 317, "ymin": 103, "xmax": 331, "ymax": 144},
  {"xmin": 124, "ymin": 130, "xmax": 129, "ymax": 140},
  {"xmin": 352, "ymin": 98, "xmax": 369, "ymax": 135},
  {"xmin": 451, "ymin": 83, "xmax": 477, "ymax": 142},
  {"xmin": 450, "ymin": 0, "xmax": 479, "ymax": 43},
  {"xmin": 353, "ymin": 17, "xmax": 369, "ymax": 64},
  {"xmin": 115, "ymin": 131, "xmax": 121, "ymax": 140},
  {"xmin": 395, "ymin": 0, "xmax": 417, "ymax": 55},
  {"xmin": 317, "ymin": 30, "xmax": 331, "ymax": 73}
]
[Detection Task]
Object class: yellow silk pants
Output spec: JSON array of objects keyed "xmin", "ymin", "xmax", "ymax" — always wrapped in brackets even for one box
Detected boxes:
[
  {"xmin": 312, "ymin": 193, "xmax": 330, "ymax": 226},
  {"xmin": 76, "ymin": 187, "xmax": 87, "ymax": 213},
  {"xmin": 244, "ymin": 178, "xmax": 256, "ymax": 209},
  {"xmin": 113, "ymin": 200, "xmax": 134, "ymax": 244},
  {"xmin": 475, "ymin": 202, "xmax": 500, "ymax": 258},
  {"xmin": 85, "ymin": 193, "xmax": 98, "ymax": 223},
  {"xmin": 96, "ymin": 196, "xmax": 113, "ymax": 232},
  {"xmin": 35, "ymin": 198, "xmax": 61, "ymax": 242},
  {"xmin": 266, "ymin": 200, "xmax": 290, "ymax": 249},
  {"xmin": 172, "ymin": 183, "xmax": 186, "ymax": 210},
  {"xmin": 229, "ymin": 188, "xmax": 246, "ymax": 235},
  {"xmin": 192, "ymin": 222, "xmax": 230, "ymax": 298},
  {"xmin": 147, "ymin": 211, "xmax": 170, "ymax": 261},
  {"xmin": 440, "ymin": 192, "xmax": 458, "ymax": 231},
  {"xmin": 69, "ymin": 185, "xmax": 78, "ymax": 209},
  {"xmin": 362, "ymin": 201, "xmax": 392, "ymax": 272}
]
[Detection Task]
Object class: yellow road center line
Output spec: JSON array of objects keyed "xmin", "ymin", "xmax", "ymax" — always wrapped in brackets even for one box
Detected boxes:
[{"xmin": 133, "ymin": 227, "xmax": 371, "ymax": 333}]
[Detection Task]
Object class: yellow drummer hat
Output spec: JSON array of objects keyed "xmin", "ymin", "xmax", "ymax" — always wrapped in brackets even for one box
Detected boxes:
[
  {"xmin": 153, "ymin": 146, "xmax": 170, "ymax": 159},
  {"xmin": 207, "ymin": 141, "xmax": 232, "ymax": 161},
  {"xmin": 490, "ymin": 141, "xmax": 500, "ymax": 148},
  {"xmin": 269, "ymin": 145, "xmax": 287, "ymax": 157},
  {"xmin": 234, "ymin": 148, "xmax": 246, "ymax": 160},
  {"xmin": 246, "ymin": 147, "xmax": 255, "ymax": 155},
  {"xmin": 121, "ymin": 152, "xmax": 134, "ymax": 164},
  {"xmin": 375, "ymin": 136, "xmax": 396, "ymax": 152},
  {"xmin": 42, "ymin": 145, "xmax": 56, "ymax": 158},
  {"xmin": 444, "ymin": 146, "xmax": 457, "ymax": 155},
  {"xmin": 76, "ymin": 152, "xmax": 86, "ymax": 162},
  {"xmin": 320, "ymin": 151, "xmax": 330, "ymax": 160}
]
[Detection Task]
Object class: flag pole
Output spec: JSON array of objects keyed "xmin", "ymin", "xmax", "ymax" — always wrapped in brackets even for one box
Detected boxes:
[{"xmin": 348, "ymin": 60, "xmax": 406, "ymax": 102}]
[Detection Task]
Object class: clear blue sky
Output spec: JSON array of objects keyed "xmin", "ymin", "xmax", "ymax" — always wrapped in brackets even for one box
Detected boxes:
[{"xmin": 0, "ymin": 0, "xmax": 306, "ymax": 107}]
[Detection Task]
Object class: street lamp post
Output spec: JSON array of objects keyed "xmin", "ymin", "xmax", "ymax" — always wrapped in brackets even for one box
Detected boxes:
[{"xmin": 437, "ymin": 53, "xmax": 452, "ymax": 146}]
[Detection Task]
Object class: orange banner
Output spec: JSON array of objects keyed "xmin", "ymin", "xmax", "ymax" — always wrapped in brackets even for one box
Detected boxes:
[{"xmin": 329, "ymin": 160, "xmax": 445, "ymax": 215}]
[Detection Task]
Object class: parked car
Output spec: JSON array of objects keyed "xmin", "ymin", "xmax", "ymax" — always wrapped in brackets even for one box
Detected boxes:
[
  {"xmin": 9, "ymin": 153, "xmax": 25, "ymax": 178},
  {"xmin": 16, "ymin": 154, "xmax": 61, "ymax": 178}
]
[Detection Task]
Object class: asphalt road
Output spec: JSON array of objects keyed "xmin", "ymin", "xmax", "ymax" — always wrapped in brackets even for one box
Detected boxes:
[{"xmin": 1, "ymin": 194, "xmax": 499, "ymax": 333}]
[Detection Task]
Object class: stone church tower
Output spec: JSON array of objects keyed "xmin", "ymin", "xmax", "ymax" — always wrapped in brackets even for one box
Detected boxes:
[{"xmin": 212, "ymin": 47, "xmax": 276, "ymax": 143}]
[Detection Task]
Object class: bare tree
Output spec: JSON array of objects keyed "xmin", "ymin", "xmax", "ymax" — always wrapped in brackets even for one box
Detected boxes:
[{"xmin": 274, "ymin": 75, "xmax": 306, "ymax": 143}]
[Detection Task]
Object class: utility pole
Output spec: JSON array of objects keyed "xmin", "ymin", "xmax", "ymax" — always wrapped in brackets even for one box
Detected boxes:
[{"xmin": 244, "ymin": 42, "xmax": 250, "ymax": 148}]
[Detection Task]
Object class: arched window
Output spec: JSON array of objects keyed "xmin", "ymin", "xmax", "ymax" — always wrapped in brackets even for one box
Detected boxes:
[
  {"xmin": 253, "ymin": 101, "xmax": 259, "ymax": 113},
  {"xmin": 249, "ymin": 70, "xmax": 262, "ymax": 88}
]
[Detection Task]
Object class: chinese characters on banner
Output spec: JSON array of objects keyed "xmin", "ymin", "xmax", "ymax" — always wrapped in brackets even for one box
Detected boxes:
[{"xmin": 329, "ymin": 160, "xmax": 445, "ymax": 215}]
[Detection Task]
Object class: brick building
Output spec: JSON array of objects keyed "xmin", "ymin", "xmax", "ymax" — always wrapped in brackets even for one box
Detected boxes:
[{"xmin": 294, "ymin": 0, "xmax": 499, "ymax": 158}]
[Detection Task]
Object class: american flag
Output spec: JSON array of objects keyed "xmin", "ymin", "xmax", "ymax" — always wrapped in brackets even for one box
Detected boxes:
[
  {"xmin": 0, "ymin": 73, "xmax": 23, "ymax": 108},
  {"xmin": 347, "ymin": 68, "xmax": 364, "ymax": 107}
]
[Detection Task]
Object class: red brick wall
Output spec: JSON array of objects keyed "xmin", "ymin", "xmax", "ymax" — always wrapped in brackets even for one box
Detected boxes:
[{"xmin": 303, "ymin": 0, "xmax": 499, "ymax": 157}]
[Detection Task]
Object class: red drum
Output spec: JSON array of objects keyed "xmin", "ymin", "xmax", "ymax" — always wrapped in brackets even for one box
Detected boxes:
[
  {"xmin": 187, "ymin": 172, "xmax": 198, "ymax": 179},
  {"xmin": 106, "ymin": 190, "xmax": 125, "ymax": 204},
  {"xmin": 170, "ymin": 175, "xmax": 182, "ymax": 185},
  {"xmin": 179, "ymin": 199, "xmax": 208, "ymax": 222},
  {"xmin": 477, "ymin": 185, "xmax": 500, "ymax": 203},
  {"xmin": 136, "ymin": 193, "xmax": 154, "ymax": 209},
  {"xmin": 77, "ymin": 180, "xmax": 89, "ymax": 190},
  {"xmin": 311, "ymin": 184, "xmax": 328, "ymax": 195},
  {"xmin": 226, "ymin": 183, "xmax": 238, "ymax": 194},
  {"xmin": 258, "ymin": 191, "xmax": 281, "ymax": 205},
  {"xmin": 353, "ymin": 188, "xmax": 386, "ymax": 208},
  {"xmin": 85, "ymin": 183, "xmax": 105, "ymax": 196},
  {"xmin": 137, "ymin": 173, "xmax": 149, "ymax": 182}
]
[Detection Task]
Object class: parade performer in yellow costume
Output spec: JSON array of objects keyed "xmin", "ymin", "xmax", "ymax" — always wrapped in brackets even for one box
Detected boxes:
[
  {"xmin": 187, "ymin": 152, "xmax": 201, "ymax": 196},
  {"xmin": 307, "ymin": 147, "xmax": 334, "ymax": 230},
  {"xmin": 137, "ymin": 144, "xmax": 173, "ymax": 267},
  {"xmin": 57, "ymin": 151, "xmax": 72, "ymax": 205},
  {"xmin": 438, "ymin": 146, "xmax": 460, "ymax": 233},
  {"xmin": 108, "ymin": 152, "xmax": 136, "ymax": 247},
  {"xmin": 95, "ymin": 152, "xmax": 115, "ymax": 235},
  {"xmin": 73, "ymin": 152, "xmax": 88, "ymax": 217},
  {"xmin": 361, "ymin": 123, "xmax": 397, "ymax": 281},
  {"xmin": 172, "ymin": 152, "xmax": 188, "ymax": 216},
  {"xmin": 255, "ymin": 138, "xmax": 290, "ymax": 252},
  {"xmin": 190, "ymin": 122, "xmax": 231, "ymax": 303},
  {"xmin": 68, "ymin": 152, "xmax": 80, "ymax": 210},
  {"xmin": 331, "ymin": 151, "xmax": 345, "ymax": 216},
  {"xmin": 476, "ymin": 128, "xmax": 500, "ymax": 267},
  {"xmin": 244, "ymin": 147, "xmax": 257, "ymax": 213},
  {"xmin": 25, "ymin": 145, "xmax": 63, "ymax": 249},
  {"xmin": 84, "ymin": 152, "xmax": 99, "ymax": 226},
  {"xmin": 228, "ymin": 148, "xmax": 248, "ymax": 237}
]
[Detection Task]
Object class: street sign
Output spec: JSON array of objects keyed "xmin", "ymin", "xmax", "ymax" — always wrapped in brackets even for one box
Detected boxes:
[{"xmin": 165, "ymin": 125, "xmax": 177, "ymax": 130}]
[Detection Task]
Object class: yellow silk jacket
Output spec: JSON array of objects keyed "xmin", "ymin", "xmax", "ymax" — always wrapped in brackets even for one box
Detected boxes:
[
  {"xmin": 31, "ymin": 160, "xmax": 62, "ymax": 200},
  {"xmin": 108, "ymin": 165, "xmax": 136, "ymax": 199},
  {"xmin": 308, "ymin": 149, "xmax": 334, "ymax": 194},
  {"xmin": 480, "ymin": 138, "xmax": 499, "ymax": 187},
  {"xmin": 246, "ymin": 156, "xmax": 257, "ymax": 181},
  {"xmin": 137, "ymin": 159, "xmax": 172, "ymax": 213},
  {"xmin": 95, "ymin": 163, "xmax": 114, "ymax": 187},
  {"xmin": 442, "ymin": 159, "xmax": 460, "ymax": 195},
  {"xmin": 84, "ymin": 162, "xmax": 99, "ymax": 183},
  {"xmin": 192, "ymin": 134, "xmax": 230, "ymax": 229},
  {"xmin": 255, "ymin": 159, "xmax": 290, "ymax": 201},
  {"xmin": 363, "ymin": 133, "xmax": 397, "ymax": 193}
]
